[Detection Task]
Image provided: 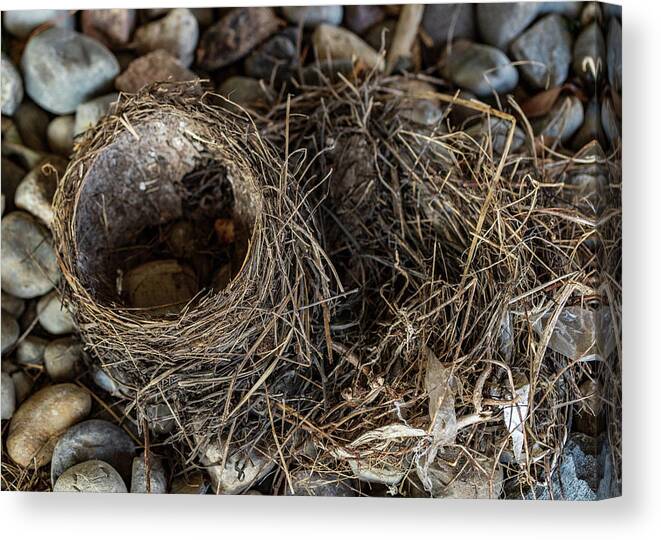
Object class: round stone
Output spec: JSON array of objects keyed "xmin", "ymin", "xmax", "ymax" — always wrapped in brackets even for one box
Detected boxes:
[
  {"xmin": 476, "ymin": 2, "xmax": 539, "ymax": 49},
  {"xmin": 1, "ymin": 372, "xmax": 16, "ymax": 420},
  {"xmin": 1, "ymin": 53, "xmax": 23, "ymax": 116},
  {"xmin": 134, "ymin": 8, "xmax": 199, "ymax": 67},
  {"xmin": 74, "ymin": 93, "xmax": 119, "ymax": 136},
  {"xmin": 53, "ymin": 460, "xmax": 127, "ymax": 493},
  {"xmin": 3, "ymin": 10, "xmax": 74, "ymax": 38},
  {"xmin": 1, "ymin": 310, "xmax": 20, "ymax": 354},
  {"xmin": 539, "ymin": 95, "xmax": 584, "ymax": 142},
  {"xmin": 37, "ymin": 291, "xmax": 75, "ymax": 335},
  {"xmin": 1, "ymin": 291, "xmax": 26, "ymax": 318},
  {"xmin": 15, "ymin": 157, "xmax": 67, "ymax": 227},
  {"xmin": 131, "ymin": 452, "xmax": 168, "ymax": 493},
  {"xmin": 16, "ymin": 335, "xmax": 48, "ymax": 365},
  {"xmin": 47, "ymin": 116, "xmax": 75, "ymax": 157},
  {"xmin": 282, "ymin": 6, "xmax": 343, "ymax": 28},
  {"xmin": 44, "ymin": 336, "xmax": 81, "ymax": 381}
]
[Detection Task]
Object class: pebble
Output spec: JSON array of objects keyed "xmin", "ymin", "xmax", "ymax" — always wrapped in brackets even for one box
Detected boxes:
[
  {"xmin": 421, "ymin": 4, "xmax": 475, "ymax": 51},
  {"xmin": 344, "ymin": 5, "xmax": 384, "ymax": 34},
  {"xmin": 218, "ymin": 76, "xmax": 269, "ymax": 108},
  {"xmin": 134, "ymin": 8, "xmax": 199, "ymax": 67},
  {"xmin": 115, "ymin": 50, "xmax": 197, "ymax": 93},
  {"xmin": 313, "ymin": 24, "xmax": 385, "ymax": 71},
  {"xmin": 601, "ymin": 96, "xmax": 620, "ymax": 148},
  {"xmin": 21, "ymin": 28, "xmax": 120, "ymax": 115},
  {"xmin": 47, "ymin": 116, "xmax": 75, "ymax": 157},
  {"xmin": 15, "ymin": 157, "xmax": 67, "ymax": 227},
  {"xmin": 467, "ymin": 117, "xmax": 526, "ymax": 154},
  {"xmin": 37, "ymin": 291, "xmax": 76, "ymax": 335},
  {"xmin": 14, "ymin": 101, "xmax": 50, "ymax": 152},
  {"xmin": 11, "ymin": 371, "xmax": 32, "ymax": 404},
  {"xmin": 197, "ymin": 7, "xmax": 279, "ymax": 70},
  {"xmin": 2, "ymin": 10, "xmax": 74, "ymax": 38},
  {"xmin": 510, "ymin": 14, "xmax": 572, "ymax": 89},
  {"xmin": 539, "ymin": 95, "xmax": 584, "ymax": 143},
  {"xmin": 476, "ymin": 2, "xmax": 539, "ymax": 49},
  {"xmin": 131, "ymin": 453, "xmax": 168, "ymax": 493},
  {"xmin": 573, "ymin": 21, "xmax": 606, "ymax": 88},
  {"xmin": 201, "ymin": 439, "xmax": 274, "ymax": 494},
  {"xmin": 2, "ymin": 291, "xmax": 26, "ymax": 318},
  {"xmin": 1, "ymin": 310, "xmax": 20, "ymax": 354},
  {"xmin": 365, "ymin": 19, "xmax": 396, "ymax": 52},
  {"xmin": 144, "ymin": 403, "xmax": 177, "ymax": 435},
  {"xmin": 1, "ymin": 158, "xmax": 26, "ymax": 216},
  {"xmin": 539, "ymin": 2, "xmax": 583, "ymax": 17},
  {"xmin": 51, "ymin": 419, "xmax": 136, "ymax": 485},
  {"xmin": 442, "ymin": 40, "xmax": 518, "ymax": 96},
  {"xmin": 81, "ymin": 9, "xmax": 136, "ymax": 49},
  {"xmin": 74, "ymin": 93, "xmax": 119, "ymax": 136},
  {"xmin": 1, "ymin": 212, "xmax": 60, "ymax": 298},
  {"xmin": 389, "ymin": 78, "xmax": 443, "ymax": 126},
  {"xmin": 282, "ymin": 6, "xmax": 343, "ymax": 28},
  {"xmin": 1, "ymin": 372, "xmax": 16, "ymax": 420},
  {"xmin": 124, "ymin": 260, "xmax": 198, "ymax": 314},
  {"xmin": 44, "ymin": 337, "xmax": 81, "ymax": 381},
  {"xmin": 53, "ymin": 460, "xmax": 127, "ymax": 493},
  {"xmin": 572, "ymin": 98, "xmax": 604, "ymax": 150},
  {"xmin": 7, "ymin": 383, "xmax": 91, "ymax": 467},
  {"xmin": 16, "ymin": 335, "xmax": 48, "ymax": 365},
  {"xmin": 1, "ymin": 53, "xmax": 23, "ymax": 116},
  {"xmin": 607, "ymin": 18, "xmax": 622, "ymax": 93},
  {"xmin": 244, "ymin": 32, "xmax": 298, "ymax": 83},
  {"xmin": 286, "ymin": 471, "xmax": 354, "ymax": 496}
]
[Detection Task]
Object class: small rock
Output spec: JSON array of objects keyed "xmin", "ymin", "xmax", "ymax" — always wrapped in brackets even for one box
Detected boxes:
[
  {"xmin": 1, "ymin": 211, "xmax": 60, "ymax": 298},
  {"xmin": 539, "ymin": 2, "xmax": 582, "ymax": 17},
  {"xmin": 144, "ymin": 403, "xmax": 177, "ymax": 435},
  {"xmin": 53, "ymin": 460, "xmax": 127, "ymax": 493},
  {"xmin": 573, "ymin": 21, "xmax": 606, "ymax": 87},
  {"xmin": 21, "ymin": 27, "xmax": 120, "ymax": 114},
  {"xmin": 74, "ymin": 93, "xmax": 119, "ymax": 136},
  {"xmin": 15, "ymin": 157, "xmax": 67, "ymax": 227},
  {"xmin": 1, "ymin": 310, "xmax": 20, "ymax": 354},
  {"xmin": 218, "ymin": 76, "xmax": 269, "ymax": 108},
  {"xmin": 389, "ymin": 78, "xmax": 444, "ymax": 126},
  {"xmin": 580, "ymin": 2, "xmax": 602, "ymax": 26},
  {"xmin": 47, "ymin": 116, "xmax": 75, "ymax": 156},
  {"xmin": 16, "ymin": 335, "xmax": 48, "ymax": 365},
  {"xmin": 344, "ymin": 5, "xmax": 384, "ymax": 34},
  {"xmin": 286, "ymin": 471, "xmax": 354, "ymax": 496},
  {"xmin": 92, "ymin": 368, "xmax": 129, "ymax": 397},
  {"xmin": 81, "ymin": 9, "xmax": 136, "ymax": 49},
  {"xmin": 601, "ymin": 96, "xmax": 620, "ymax": 148},
  {"xmin": 131, "ymin": 452, "xmax": 168, "ymax": 493},
  {"xmin": 1, "ymin": 157, "xmax": 26, "ymax": 215},
  {"xmin": 510, "ymin": 14, "xmax": 573, "ymax": 89},
  {"xmin": 365, "ymin": 19, "xmax": 397, "ymax": 52},
  {"xmin": 603, "ymin": 4, "xmax": 622, "ymax": 21},
  {"xmin": 2, "ymin": 10, "xmax": 74, "ymax": 38},
  {"xmin": 442, "ymin": 40, "xmax": 518, "ymax": 96},
  {"xmin": 171, "ymin": 471, "xmax": 208, "ymax": 494},
  {"xmin": 1, "ymin": 372, "xmax": 17, "ymax": 419},
  {"xmin": 14, "ymin": 101, "xmax": 50, "ymax": 152},
  {"xmin": 607, "ymin": 18, "xmax": 622, "ymax": 93},
  {"xmin": 539, "ymin": 95, "xmax": 584, "ymax": 143},
  {"xmin": 37, "ymin": 291, "xmax": 76, "ymax": 335},
  {"xmin": 244, "ymin": 32, "xmax": 298, "ymax": 83},
  {"xmin": 282, "ymin": 6, "xmax": 343, "ymax": 28},
  {"xmin": 476, "ymin": 2, "xmax": 539, "ymax": 49},
  {"xmin": 134, "ymin": 8, "xmax": 199, "ymax": 67},
  {"xmin": 51, "ymin": 419, "xmax": 136, "ymax": 485},
  {"xmin": 466, "ymin": 117, "xmax": 527, "ymax": 154},
  {"xmin": 1, "ymin": 291, "xmax": 26, "ymax": 318},
  {"xmin": 419, "ymin": 455, "xmax": 503, "ymax": 499},
  {"xmin": 11, "ymin": 371, "xmax": 32, "ymax": 404},
  {"xmin": 313, "ymin": 24, "xmax": 385, "ymax": 71},
  {"xmin": 421, "ymin": 4, "xmax": 475, "ymax": 51},
  {"xmin": 201, "ymin": 439, "xmax": 274, "ymax": 494},
  {"xmin": 197, "ymin": 7, "xmax": 279, "ymax": 71},
  {"xmin": 7, "ymin": 383, "xmax": 91, "ymax": 467},
  {"xmin": 115, "ymin": 50, "xmax": 197, "ymax": 93},
  {"xmin": 1, "ymin": 53, "xmax": 23, "ymax": 116},
  {"xmin": 44, "ymin": 337, "xmax": 81, "ymax": 381},
  {"xmin": 572, "ymin": 98, "xmax": 604, "ymax": 150}
]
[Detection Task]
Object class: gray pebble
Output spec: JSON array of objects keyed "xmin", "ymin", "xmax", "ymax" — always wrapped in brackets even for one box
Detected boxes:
[
  {"xmin": 14, "ymin": 101, "xmax": 50, "ymax": 152},
  {"xmin": 477, "ymin": 2, "xmax": 539, "ymax": 49},
  {"xmin": 1, "ymin": 291, "xmax": 26, "ymax": 318},
  {"xmin": 390, "ymin": 78, "xmax": 444, "ymax": 127},
  {"xmin": 131, "ymin": 453, "xmax": 168, "ymax": 493},
  {"xmin": 510, "ymin": 14, "xmax": 573, "ymax": 89},
  {"xmin": 282, "ymin": 6, "xmax": 343, "ymax": 28},
  {"xmin": 572, "ymin": 98, "xmax": 604, "ymax": 150},
  {"xmin": 3, "ymin": 10, "xmax": 74, "ymax": 38},
  {"xmin": 218, "ymin": 76, "xmax": 269, "ymax": 108},
  {"xmin": 539, "ymin": 95, "xmax": 584, "ymax": 143},
  {"xmin": 11, "ymin": 371, "xmax": 32, "ymax": 404},
  {"xmin": 16, "ymin": 335, "xmax": 48, "ymax": 365},
  {"xmin": 74, "ymin": 93, "xmax": 119, "ymax": 136},
  {"xmin": 134, "ymin": 8, "xmax": 199, "ymax": 67},
  {"xmin": 467, "ymin": 117, "xmax": 526, "ymax": 154},
  {"xmin": 51, "ymin": 419, "xmax": 136, "ymax": 486},
  {"xmin": 114, "ymin": 50, "xmax": 197, "ymax": 93},
  {"xmin": 1, "ymin": 372, "xmax": 16, "ymax": 420},
  {"xmin": 53, "ymin": 459, "xmax": 127, "ymax": 493},
  {"xmin": 37, "ymin": 291, "xmax": 75, "ymax": 335},
  {"xmin": 443, "ymin": 40, "xmax": 518, "ymax": 96},
  {"xmin": 1, "ymin": 53, "xmax": 23, "ymax": 116},
  {"xmin": 22, "ymin": 27, "xmax": 119, "ymax": 114},
  {"xmin": 539, "ymin": 2, "xmax": 583, "ymax": 17},
  {"xmin": 573, "ymin": 21, "xmax": 606, "ymax": 87},
  {"xmin": 92, "ymin": 368, "xmax": 129, "ymax": 397},
  {"xmin": 344, "ymin": 5, "xmax": 385, "ymax": 35},
  {"xmin": 1, "ymin": 311, "xmax": 20, "ymax": 354},
  {"xmin": 15, "ymin": 157, "xmax": 67, "ymax": 227},
  {"xmin": 47, "ymin": 116, "xmax": 75, "ymax": 157},
  {"xmin": 607, "ymin": 18, "xmax": 622, "ymax": 93},
  {"xmin": 244, "ymin": 32, "xmax": 298, "ymax": 84},
  {"xmin": 0, "ymin": 158, "xmax": 26, "ymax": 214},
  {"xmin": 601, "ymin": 96, "xmax": 620, "ymax": 148},
  {"xmin": 1, "ymin": 211, "xmax": 60, "ymax": 298},
  {"xmin": 421, "ymin": 4, "xmax": 475, "ymax": 51},
  {"xmin": 44, "ymin": 337, "xmax": 81, "ymax": 381}
]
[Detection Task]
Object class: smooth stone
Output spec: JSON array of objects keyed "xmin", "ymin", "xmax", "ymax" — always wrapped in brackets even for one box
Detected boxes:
[
  {"xmin": 443, "ymin": 40, "xmax": 518, "ymax": 96},
  {"xmin": 92, "ymin": 368, "xmax": 129, "ymax": 398},
  {"xmin": 115, "ymin": 50, "xmax": 197, "ymax": 93},
  {"xmin": 47, "ymin": 116, "xmax": 75, "ymax": 156},
  {"xmin": 603, "ymin": 4, "xmax": 622, "ymax": 20},
  {"xmin": 389, "ymin": 78, "xmax": 443, "ymax": 126},
  {"xmin": 7, "ymin": 383, "xmax": 91, "ymax": 467},
  {"xmin": 131, "ymin": 453, "xmax": 168, "ymax": 493},
  {"xmin": 3, "ymin": 10, "xmax": 74, "ymax": 38},
  {"xmin": 1, "ymin": 310, "xmax": 20, "ymax": 354},
  {"xmin": 244, "ymin": 32, "xmax": 298, "ymax": 83},
  {"xmin": 573, "ymin": 21, "xmax": 606, "ymax": 87},
  {"xmin": 16, "ymin": 335, "xmax": 48, "ymax": 365},
  {"xmin": 601, "ymin": 96, "xmax": 620, "ymax": 148},
  {"xmin": 1, "ymin": 211, "xmax": 60, "ymax": 298},
  {"xmin": 421, "ymin": 4, "xmax": 475, "ymax": 50},
  {"xmin": 365, "ymin": 19, "xmax": 396, "ymax": 52},
  {"xmin": 0, "ymin": 158, "xmax": 26, "ymax": 214},
  {"xmin": 285, "ymin": 471, "xmax": 354, "ymax": 496},
  {"xmin": 124, "ymin": 260, "xmax": 198, "ymax": 314},
  {"xmin": 50, "ymin": 419, "xmax": 136, "ymax": 485},
  {"xmin": 11, "ymin": 371, "xmax": 32, "ymax": 404},
  {"xmin": 74, "ymin": 93, "xmax": 119, "ymax": 136},
  {"xmin": 44, "ymin": 337, "xmax": 81, "ymax": 381},
  {"xmin": 476, "ymin": 2, "xmax": 539, "ymax": 49},
  {"xmin": 14, "ymin": 101, "xmax": 50, "ymax": 152},
  {"xmin": 313, "ymin": 24, "xmax": 384, "ymax": 71},
  {"xmin": 539, "ymin": 2, "xmax": 582, "ymax": 17},
  {"xmin": 607, "ymin": 18, "xmax": 622, "ymax": 93},
  {"xmin": 144, "ymin": 403, "xmax": 177, "ymax": 435},
  {"xmin": 53, "ymin": 460, "xmax": 127, "ymax": 493},
  {"xmin": 171, "ymin": 471, "xmax": 208, "ymax": 494},
  {"xmin": 282, "ymin": 6, "xmax": 343, "ymax": 28},
  {"xmin": 1, "ymin": 116, "xmax": 23, "ymax": 146},
  {"xmin": 344, "ymin": 5, "xmax": 385, "ymax": 34},
  {"xmin": 36, "ymin": 291, "xmax": 75, "ymax": 335},
  {"xmin": 467, "ymin": 117, "xmax": 526, "ymax": 154},
  {"xmin": 539, "ymin": 95, "xmax": 584, "ymax": 143},
  {"xmin": 218, "ymin": 76, "xmax": 269, "ymax": 108},
  {"xmin": 572, "ymin": 98, "xmax": 604, "ymax": 150},
  {"xmin": 197, "ymin": 7, "xmax": 279, "ymax": 70},
  {"xmin": 510, "ymin": 14, "xmax": 572, "ymax": 89},
  {"xmin": 2, "ymin": 291, "xmax": 26, "ymax": 318},
  {"xmin": 14, "ymin": 157, "xmax": 67, "ymax": 227},
  {"xmin": 81, "ymin": 9, "xmax": 136, "ymax": 49},
  {"xmin": 21, "ymin": 27, "xmax": 120, "ymax": 114},
  {"xmin": 1, "ymin": 372, "xmax": 16, "ymax": 420},
  {"xmin": 134, "ymin": 8, "xmax": 199, "ymax": 67},
  {"xmin": 1, "ymin": 53, "xmax": 23, "ymax": 116}
]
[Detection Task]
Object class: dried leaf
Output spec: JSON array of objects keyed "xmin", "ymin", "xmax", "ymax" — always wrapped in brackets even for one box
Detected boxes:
[
  {"xmin": 502, "ymin": 383, "xmax": 530, "ymax": 464},
  {"xmin": 520, "ymin": 86, "xmax": 564, "ymax": 119},
  {"xmin": 424, "ymin": 348, "xmax": 457, "ymax": 447}
]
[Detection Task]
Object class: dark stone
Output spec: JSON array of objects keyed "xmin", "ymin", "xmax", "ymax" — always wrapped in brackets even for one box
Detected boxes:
[
  {"xmin": 607, "ymin": 18, "xmax": 622, "ymax": 93},
  {"xmin": 244, "ymin": 31, "xmax": 298, "ymax": 84},
  {"xmin": 344, "ymin": 5, "xmax": 385, "ymax": 34},
  {"xmin": 573, "ymin": 21, "xmax": 606, "ymax": 88},
  {"xmin": 422, "ymin": 3, "xmax": 475, "ymax": 50},
  {"xmin": 115, "ymin": 50, "xmax": 197, "ymax": 93},
  {"xmin": 477, "ymin": 2, "xmax": 539, "ymax": 49},
  {"xmin": 81, "ymin": 9, "xmax": 136, "ymax": 49}
]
